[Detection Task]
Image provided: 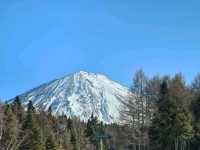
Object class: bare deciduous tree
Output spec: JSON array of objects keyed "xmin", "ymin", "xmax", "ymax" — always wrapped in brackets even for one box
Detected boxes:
[{"xmin": 121, "ymin": 70, "xmax": 161, "ymax": 150}]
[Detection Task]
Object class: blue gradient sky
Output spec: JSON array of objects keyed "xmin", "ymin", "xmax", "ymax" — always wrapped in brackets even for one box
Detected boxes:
[{"xmin": 1, "ymin": 0, "xmax": 200, "ymax": 100}]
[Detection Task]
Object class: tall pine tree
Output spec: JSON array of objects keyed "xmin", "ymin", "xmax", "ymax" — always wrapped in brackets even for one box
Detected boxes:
[
  {"xmin": 150, "ymin": 80, "xmax": 194, "ymax": 150},
  {"xmin": 19, "ymin": 101, "xmax": 44, "ymax": 150},
  {"xmin": 85, "ymin": 114, "xmax": 106, "ymax": 150},
  {"xmin": 45, "ymin": 133, "xmax": 58, "ymax": 150}
]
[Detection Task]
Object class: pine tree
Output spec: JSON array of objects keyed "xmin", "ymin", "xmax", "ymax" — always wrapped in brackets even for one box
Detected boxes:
[
  {"xmin": 67, "ymin": 118, "xmax": 73, "ymax": 131},
  {"xmin": 22, "ymin": 101, "xmax": 35, "ymax": 130},
  {"xmin": 19, "ymin": 101, "xmax": 44, "ymax": 150},
  {"xmin": 12, "ymin": 96, "xmax": 24, "ymax": 122},
  {"xmin": 70, "ymin": 129, "xmax": 78, "ymax": 150},
  {"xmin": 191, "ymin": 95, "xmax": 200, "ymax": 150},
  {"xmin": 47, "ymin": 106, "xmax": 52, "ymax": 116},
  {"xmin": 85, "ymin": 114, "xmax": 106, "ymax": 149},
  {"xmin": 149, "ymin": 80, "xmax": 194, "ymax": 150},
  {"xmin": 85, "ymin": 114, "xmax": 98, "ymax": 145},
  {"xmin": 45, "ymin": 133, "xmax": 58, "ymax": 150}
]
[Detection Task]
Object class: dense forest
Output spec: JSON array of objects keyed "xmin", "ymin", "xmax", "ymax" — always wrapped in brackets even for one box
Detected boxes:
[{"xmin": 1, "ymin": 70, "xmax": 200, "ymax": 150}]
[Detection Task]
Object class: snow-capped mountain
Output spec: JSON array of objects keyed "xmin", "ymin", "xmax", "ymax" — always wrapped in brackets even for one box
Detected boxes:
[{"xmin": 13, "ymin": 71, "xmax": 130, "ymax": 124}]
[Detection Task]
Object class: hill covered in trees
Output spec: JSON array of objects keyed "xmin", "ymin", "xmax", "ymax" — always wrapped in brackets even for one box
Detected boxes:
[{"xmin": 0, "ymin": 96, "xmax": 130, "ymax": 150}]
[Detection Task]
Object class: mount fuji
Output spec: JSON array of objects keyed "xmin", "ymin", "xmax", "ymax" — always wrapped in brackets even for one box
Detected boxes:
[{"xmin": 12, "ymin": 71, "xmax": 130, "ymax": 124}]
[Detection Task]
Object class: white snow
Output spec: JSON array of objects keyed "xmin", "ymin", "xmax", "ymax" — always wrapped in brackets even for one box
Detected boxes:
[{"xmin": 14, "ymin": 71, "xmax": 130, "ymax": 124}]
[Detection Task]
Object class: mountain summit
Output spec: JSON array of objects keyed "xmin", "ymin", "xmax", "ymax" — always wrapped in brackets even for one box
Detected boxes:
[{"xmin": 15, "ymin": 71, "xmax": 129, "ymax": 123}]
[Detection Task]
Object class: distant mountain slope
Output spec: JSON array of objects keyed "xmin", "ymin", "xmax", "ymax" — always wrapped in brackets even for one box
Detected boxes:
[{"xmin": 13, "ymin": 71, "xmax": 130, "ymax": 123}]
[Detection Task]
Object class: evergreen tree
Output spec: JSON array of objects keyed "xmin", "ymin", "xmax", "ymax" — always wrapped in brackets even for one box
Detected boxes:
[
  {"xmin": 19, "ymin": 101, "xmax": 44, "ymax": 150},
  {"xmin": 66, "ymin": 118, "xmax": 79, "ymax": 150},
  {"xmin": 85, "ymin": 114, "xmax": 106, "ymax": 149},
  {"xmin": 67, "ymin": 118, "xmax": 73, "ymax": 131},
  {"xmin": 45, "ymin": 133, "xmax": 58, "ymax": 150},
  {"xmin": 47, "ymin": 106, "xmax": 52, "ymax": 116},
  {"xmin": 70, "ymin": 129, "xmax": 78, "ymax": 150},
  {"xmin": 27, "ymin": 100, "xmax": 35, "ymax": 113},
  {"xmin": 149, "ymin": 81, "xmax": 194, "ymax": 150},
  {"xmin": 191, "ymin": 95, "xmax": 200, "ymax": 150},
  {"xmin": 85, "ymin": 114, "xmax": 98, "ymax": 145},
  {"xmin": 12, "ymin": 96, "xmax": 21, "ymax": 109},
  {"xmin": 22, "ymin": 101, "xmax": 35, "ymax": 130},
  {"xmin": 192, "ymin": 95, "xmax": 200, "ymax": 122},
  {"xmin": 12, "ymin": 96, "xmax": 24, "ymax": 122}
]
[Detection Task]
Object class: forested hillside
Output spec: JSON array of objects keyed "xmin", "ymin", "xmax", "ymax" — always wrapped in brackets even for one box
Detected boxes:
[{"xmin": 0, "ymin": 96, "xmax": 133, "ymax": 150}]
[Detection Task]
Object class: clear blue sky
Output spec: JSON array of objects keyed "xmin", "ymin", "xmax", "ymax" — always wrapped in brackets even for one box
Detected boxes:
[{"xmin": 1, "ymin": 0, "xmax": 200, "ymax": 100}]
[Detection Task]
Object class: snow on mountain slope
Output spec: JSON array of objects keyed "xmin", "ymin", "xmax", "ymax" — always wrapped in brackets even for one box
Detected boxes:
[{"xmin": 15, "ymin": 71, "xmax": 130, "ymax": 124}]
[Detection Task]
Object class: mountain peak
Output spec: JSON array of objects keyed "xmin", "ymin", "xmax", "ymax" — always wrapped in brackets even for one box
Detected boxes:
[
  {"xmin": 75, "ymin": 70, "xmax": 105, "ymax": 78},
  {"xmin": 78, "ymin": 70, "xmax": 89, "ymax": 74},
  {"xmin": 15, "ymin": 72, "xmax": 129, "ymax": 124},
  {"xmin": 74, "ymin": 70, "xmax": 97, "ymax": 78}
]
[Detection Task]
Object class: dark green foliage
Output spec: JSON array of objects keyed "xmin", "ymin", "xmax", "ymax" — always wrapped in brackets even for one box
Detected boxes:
[
  {"xmin": 67, "ymin": 118, "xmax": 79, "ymax": 150},
  {"xmin": 70, "ymin": 130, "xmax": 78, "ymax": 150},
  {"xmin": 192, "ymin": 96, "xmax": 200, "ymax": 122},
  {"xmin": 22, "ymin": 101, "xmax": 35, "ymax": 130},
  {"xmin": 85, "ymin": 114, "xmax": 99, "ymax": 145},
  {"xmin": 12, "ymin": 96, "xmax": 24, "ymax": 122},
  {"xmin": 150, "ymin": 81, "xmax": 194, "ymax": 150},
  {"xmin": 47, "ymin": 106, "xmax": 52, "ymax": 116},
  {"xmin": 12, "ymin": 96, "xmax": 21, "ymax": 111},
  {"xmin": 159, "ymin": 80, "xmax": 168, "ymax": 96},
  {"xmin": 191, "ymin": 95, "xmax": 200, "ymax": 149},
  {"xmin": 27, "ymin": 100, "xmax": 35, "ymax": 113},
  {"xmin": 67, "ymin": 117, "xmax": 73, "ymax": 130},
  {"xmin": 45, "ymin": 134, "xmax": 58, "ymax": 150},
  {"xmin": 19, "ymin": 101, "xmax": 44, "ymax": 150},
  {"xmin": 85, "ymin": 114, "xmax": 107, "ymax": 149}
]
